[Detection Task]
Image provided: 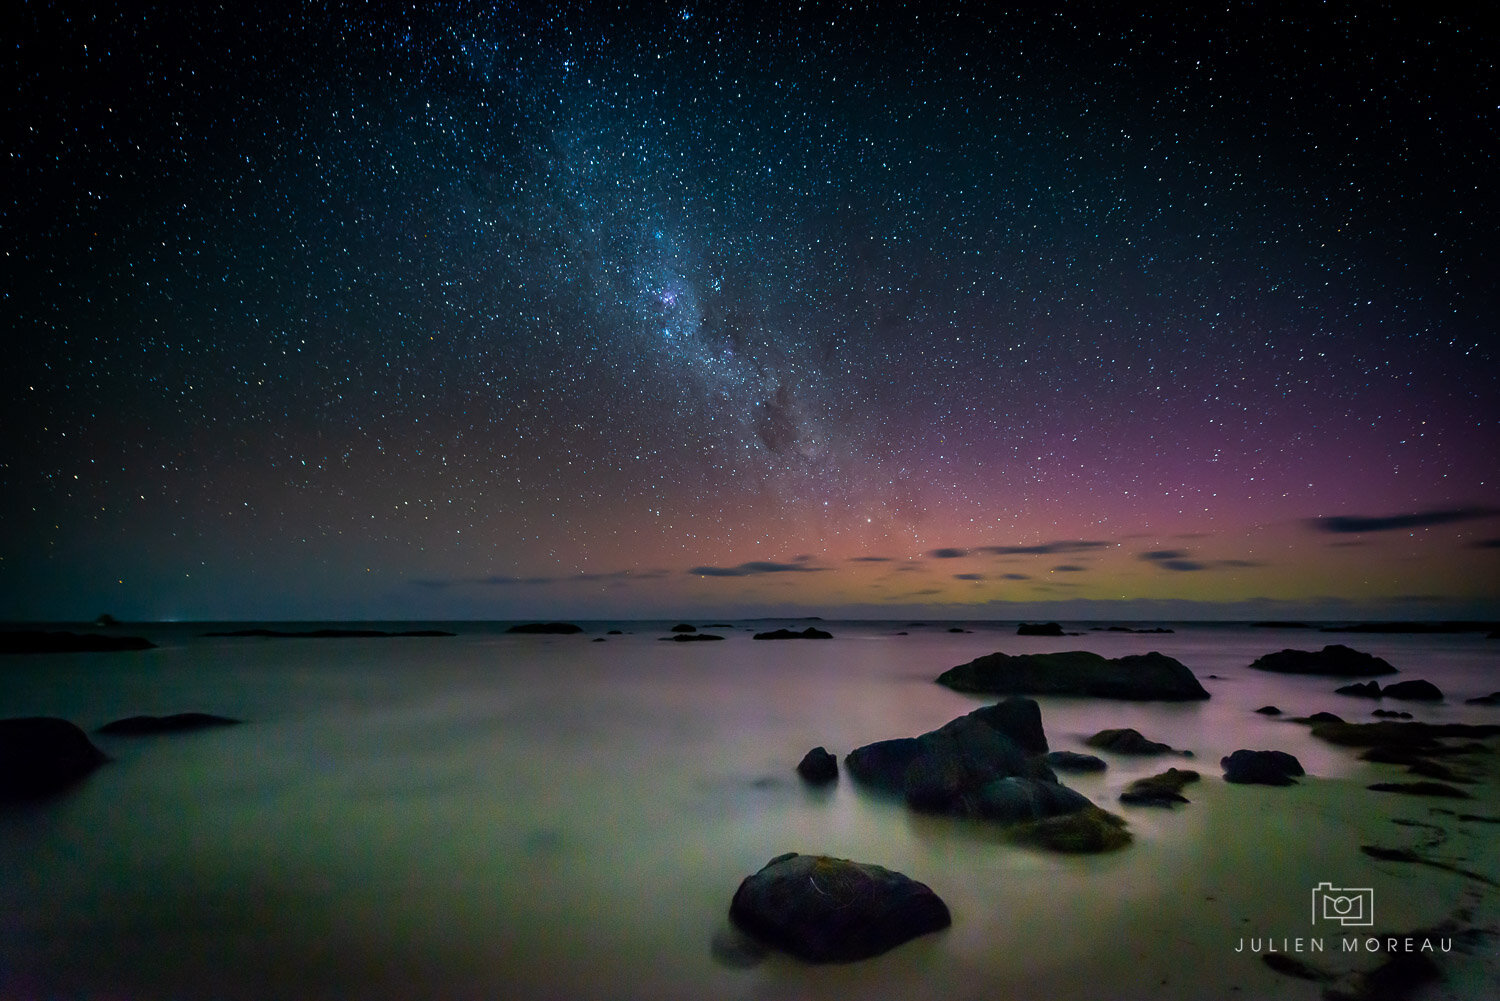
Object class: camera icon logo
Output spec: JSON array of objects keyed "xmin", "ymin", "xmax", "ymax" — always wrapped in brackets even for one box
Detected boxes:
[{"xmin": 1311, "ymin": 882, "xmax": 1374, "ymax": 927}]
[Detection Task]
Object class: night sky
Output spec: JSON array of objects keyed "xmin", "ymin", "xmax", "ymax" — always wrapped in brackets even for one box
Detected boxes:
[{"xmin": 4, "ymin": 1, "xmax": 1497, "ymax": 622}]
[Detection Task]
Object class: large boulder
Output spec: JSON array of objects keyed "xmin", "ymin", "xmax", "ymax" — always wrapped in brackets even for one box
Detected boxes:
[
  {"xmin": 844, "ymin": 698, "xmax": 1046, "ymax": 811},
  {"xmin": 729, "ymin": 853, "xmax": 951, "ymax": 962},
  {"xmin": 936, "ymin": 650, "xmax": 1209, "ymax": 701},
  {"xmin": 1221, "ymin": 749, "xmax": 1305, "ymax": 785},
  {"xmin": 1249, "ymin": 645, "xmax": 1396, "ymax": 676},
  {"xmin": 1, "ymin": 717, "xmax": 109, "ymax": 801}
]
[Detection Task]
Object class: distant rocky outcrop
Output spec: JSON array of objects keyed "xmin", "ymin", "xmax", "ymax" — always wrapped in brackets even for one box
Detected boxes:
[
  {"xmin": 1, "ymin": 717, "xmax": 109, "ymax": 801},
  {"xmin": 1119, "ymin": 767, "xmax": 1200, "ymax": 807},
  {"xmin": 753, "ymin": 627, "xmax": 833, "ymax": 640},
  {"xmin": 1091, "ymin": 625, "xmax": 1175, "ymax": 634},
  {"xmin": 660, "ymin": 633, "xmax": 725, "ymax": 642},
  {"xmin": 505, "ymin": 622, "xmax": 583, "ymax": 635},
  {"xmin": 205, "ymin": 628, "xmax": 454, "ymax": 638},
  {"xmin": 796, "ymin": 747, "xmax": 839, "ymax": 785},
  {"xmin": 935, "ymin": 650, "xmax": 1209, "ymax": 701},
  {"xmin": 1248, "ymin": 644, "xmax": 1396, "ymax": 676},
  {"xmin": 1, "ymin": 631, "xmax": 155, "ymax": 654},
  {"xmin": 1221, "ymin": 749, "xmax": 1304, "ymax": 785},
  {"xmin": 1465, "ymin": 692, "xmax": 1500, "ymax": 706},
  {"xmin": 728, "ymin": 853, "xmax": 951, "ymax": 962},
  {"xmin": 670, "ymin": 623, "xmax": 698, "ymax": 633},
  {"xmin": 1017, "ymin": 622, "xmax": 1064, "ymax": 636},
  {"xmin": 97, "ymin": 713, "xmax": 241, "ymax": 735},
  {"xmin": 1085, "ymin": 728, "xmax": 1177, "ymax": 756}
]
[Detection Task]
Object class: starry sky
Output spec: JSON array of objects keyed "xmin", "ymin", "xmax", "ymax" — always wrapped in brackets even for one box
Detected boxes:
[{"xmin": 3, "ymin": 1, "xmax": 1497, "ymax": 622}]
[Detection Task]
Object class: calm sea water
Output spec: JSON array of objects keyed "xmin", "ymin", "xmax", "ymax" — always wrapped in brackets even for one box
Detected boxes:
[{"xmin": 3, "ymin": 621, "xmax": 1498, "ymax": 1000}]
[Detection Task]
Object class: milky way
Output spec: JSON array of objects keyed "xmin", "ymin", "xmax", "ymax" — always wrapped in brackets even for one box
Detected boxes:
[{"xmin": 3, "ymin": 2, "xmax": 1496, "ymax": 620}]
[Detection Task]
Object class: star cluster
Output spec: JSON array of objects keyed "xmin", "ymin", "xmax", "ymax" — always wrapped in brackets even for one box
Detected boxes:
[{"xmin": 3, "ymin": 2, "xmax": 1496, "ymax": 620}]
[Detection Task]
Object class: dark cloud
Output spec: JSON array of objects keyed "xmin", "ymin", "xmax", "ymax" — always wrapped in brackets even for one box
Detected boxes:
[
  {"xmin": 1307, "ymin": 507, "xmax": 1500, "ymax": 534},
  {"xmin": 1140, "ymin": 550, "xmax": 1191, "ymax": 562},
  {"xmin": 1471, "ymin": 538, "xmax": 1500, "ymax": 549},
  {"xmin": 928, "ymin": 548, "xmax": 971, "ymax": 559},
  {"xmin": 848, "ymin": 555, "xmax": 894, "ymax": 562},
  {"xmin": 1139, "ymin": 550, "xmax": 1262, "ymax": 572},
  {"xmin": 1000, "ymin": 573, "xmax": 1031, "ymax": 580},
  {"xmin": 954, "ymin": 573, "xmax": 984, "ymax": 581},
  {"xmin": 1217, "ymin": 559, "xmax": 1266, "ymax": 569},
  {"xmin": 977, "ymin": 540, "xmax": 1112, "ymax": 556},
  {"xmin": 688, "ymin": 561, "xmax": 827, "ymax": 577},
  {"xmin": 1051, "ymin": 564, "xmax": 1088, "ymax": 573}
]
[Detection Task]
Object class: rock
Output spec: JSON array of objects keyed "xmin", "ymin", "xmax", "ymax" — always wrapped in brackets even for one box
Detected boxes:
[
  {"xmin": 1293, "ymin": 712, "xmax": 1346, "ymax": 724},
  {"xmin": 1084, "ymin": 728, "xmax": 1175, "ymax": 755},
  {"xmin": 660, "ymin": 633, "xmax": 725, "ymax": 642},
  {"xmin": 728, "ymin": 853, "xmax": 951, "ymax": 962},
  {"xmin": 936, "ymin": 650, "xmax": 1209, "ymax": 701},
  {"xmin": 1254, "ymin": 705, "xmax": 1283, "ymax": 715},
  {"xmin": 1119, "ymin": 767, "xmax": 1201, "ymax": 807},
  {"xmin": 796, "ymin": 747, "xmax": 839, "ymax": 785},
  {"xmin": 1008, "ymin": 805, "xmax": 1131, "ymax": 853},
  {"xmin": 670, "ymin": 623, "xmax": 698, "ymax": 633},
  {"xmin": 1465, "ymin": 691, "xmax": 1500, "ymax": 705},
  {"xmin": 1366, "ymin": 781, "xmax": 1471, "ymax": 799},
  {"xmin": 1310, "ymin": 720, "xmax": 1500, "ymax": 749},
  {"xmin": 1, "ymin": 717, "xmax": 109, "ymax": 801},
  {"xmin": 0, "ymin": 631, "xmax": 155, "ymax": 654},
  {"xmin": 947, "ymin": 627, "xmax": 969, "ymax": 633},
  {"xmin": 1221, "ymin": 749, "xmax": 1304, "ymax": 785},
  {"xmin": 1016, "ymin": 622, "xmax": 1064, "ymax": 636},
  {"xmin": 753, "ymin": 627, "xmax": 833, "ymax": 640},
  {"xmin": 97, "ymin": 713, "xmax": 241, "ymax": 735},
  {"xmin": 1045, "ymin": 750, "xmax": 1107, "ymax": 773},
  {"xmin": 607, "ymin": 629, "xmax": 624, "ymax": 635},
  {"xmin": 1372, "ymin": 709, "xmax": 1413, "ymax": 719},
  {"xmin": 1336, "ymin": 681, "xmax": 1384, "ymax": 698},
  {"xmin": 505, "ymin": 622, "xmax": 583, "ymax": 635},
  {"xmin": 969, "ymin": 777, "xmax": 1094, "ymax": 823},
  {"xmin": 1248, "ymin": 644, "xmax": 1396, "ymax": 676},
  {"xmin": 1381, "ymin": 679, "xmax": 1444, "ymax": 701}
]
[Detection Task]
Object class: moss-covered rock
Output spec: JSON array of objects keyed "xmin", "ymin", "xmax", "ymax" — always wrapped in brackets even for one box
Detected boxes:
[{"xmin": 1007, "ymin": 805, "xmax": 1132, "ymax": 853}]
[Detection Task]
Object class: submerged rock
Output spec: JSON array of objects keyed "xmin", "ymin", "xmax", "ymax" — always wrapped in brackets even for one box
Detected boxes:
[
  {"xmin": 0, "ymin": 631, "xmax": 155, "ymax": 654},
  {"xmin": 728, "ymin": 853, "xmax": 951, "ymax": 962},
  {"xmin": 1366, "ymin": 781, "xmax": 1471, "ymax": 799},
  {"xmin": 1119, "ymin": 767, "xmax": 1201, "ymax": 807},
  {"xmin": 936, "ymin": 650, "xmax": 1209, "ymax": 701},
  {"xmin": 97, "ymin": 713, "xmax": 241, "ymax": 735},
  {"xmin": 753, "ymin": 627, "xmax": 833, "ymax": 640},
  {"xmin": 1008, "ymin": 805, "xmax": 1132, "ymax": 853},
  {"xmin": 1248, "ymin": 644, "xmax": 1396, "ymax": 677},
  {"xmin": 796, "ymin": 747, "xmax": 839, "ymax": 785},
  {"xmin": 1337, "ymin": 681, "xmax": 1384, "ymax": 698},
  {"xmin": 1254, "ymin": 705, "xmax": 1283, "ymax": 715},
  {"xmin": 1084, "ymin": 728, "xmax": 1176, "ymax": 756},
  {"xmin": 1221, "ymin": 749, "xmax": 1304, "ymax": 785},
  {"xmin": 1045, "ymin": 750, "xmax": 1107, "ymax": 773},
  {"xmin": 1, "ymin": 717, "xmax": 109, "ymax": 801}
]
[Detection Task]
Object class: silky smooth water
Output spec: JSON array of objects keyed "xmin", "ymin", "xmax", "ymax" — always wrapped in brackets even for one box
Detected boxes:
[{"xmin": 3, "ymin": 622, "xmax": 1497, "ymax": 999}]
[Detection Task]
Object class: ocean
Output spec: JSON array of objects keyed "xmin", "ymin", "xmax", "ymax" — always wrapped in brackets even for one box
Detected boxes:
[{"xmin": 3, "ymin": 621, "xmax": 1497, "ymax": 1000}]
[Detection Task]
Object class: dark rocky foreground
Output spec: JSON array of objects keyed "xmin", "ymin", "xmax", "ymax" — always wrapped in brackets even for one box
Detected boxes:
[
  {"xmin": 729, "ymin": 853, "xmax": 951, "ymax": 962},
  {"xmin": 935, "ymin": 649, "xmax": 1209, "ymax": 701},
  {"xmin": 1248, "ymin": 644, "xmax": 1397, "ymax": 676},
  {"xmin": 1, "ymin": 630, "xmax": 155, "ymax": 654},
  {"xmin": 0, "ymin": 717, "xmax": 109, "ymax": 800}
]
